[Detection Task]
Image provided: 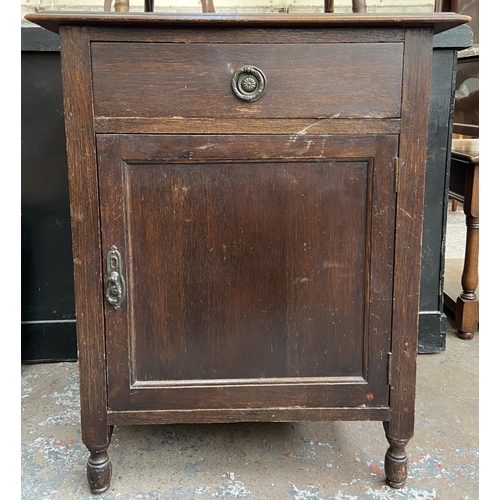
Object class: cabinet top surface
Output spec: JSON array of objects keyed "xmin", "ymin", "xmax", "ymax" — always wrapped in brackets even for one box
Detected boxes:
[{"xmin": 26, "ymin": 12, "xmax": 470, "ymax": 35}]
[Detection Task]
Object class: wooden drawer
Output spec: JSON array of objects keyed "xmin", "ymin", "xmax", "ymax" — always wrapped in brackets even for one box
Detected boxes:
[{"xmin": 91, "ymin": 42, "xmax": 404, "ymax": 119}]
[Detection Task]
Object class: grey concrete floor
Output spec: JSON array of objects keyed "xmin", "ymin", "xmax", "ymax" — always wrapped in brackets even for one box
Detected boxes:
[
  {"xmin": 21, "ymin": 324, "xmax": 479, "ymax": 500},
  {"xmin": 21, "ymin": 204, "xmax": 479, "ymax": 500}
]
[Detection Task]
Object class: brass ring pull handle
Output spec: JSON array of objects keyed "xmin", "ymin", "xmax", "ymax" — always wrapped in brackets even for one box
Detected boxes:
[{"xmin": 231, "ymin": 66, "xmax": 267, "ymax": 103}]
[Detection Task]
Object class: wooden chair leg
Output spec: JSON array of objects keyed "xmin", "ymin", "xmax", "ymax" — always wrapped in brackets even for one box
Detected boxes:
[
  {"xmin": 324, "ymin": 0, "xmax": 334, "ymax": 12},
  {"xmin": 352, "ymin": 0, "xmax": 367, "ymax": 12},
  {"xmin": 114, "ymin": 0, "xmax": 129, "ymax": 12},
  {"xmin": 455, "ymin": 163, "xmax": 479, "ymax": 339},
  {"xmin": 201, "ymin": 0, "xmax": 215, "ymax": 12},
  {"xmin": 325, "ymin": 1, "xmax": 366, "ymax": 13}
]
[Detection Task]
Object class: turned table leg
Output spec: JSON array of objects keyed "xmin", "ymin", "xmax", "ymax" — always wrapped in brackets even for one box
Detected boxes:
[
  {"xmin": 455, "ymin": 161, "xmax": 479, "ymax": 339},
  {"xmin": 87, "ymin": 443, "xmax": 112, "ymax": 494},
  {"xmin": 383, "ymin": 421, "xmax": 411, "ymax": 488},
  {"xmin": 85, "ymin": 425, "xmax": 114, "ymax": 494},
  {"xmin": 384, "ymin": 436, "xmax": 410, "ymax": 488}
]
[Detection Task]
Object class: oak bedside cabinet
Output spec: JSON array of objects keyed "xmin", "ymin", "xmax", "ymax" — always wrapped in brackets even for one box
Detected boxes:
[{"xmin": 26, "ymin": 11, "xmax": 469, "ymax": 494}]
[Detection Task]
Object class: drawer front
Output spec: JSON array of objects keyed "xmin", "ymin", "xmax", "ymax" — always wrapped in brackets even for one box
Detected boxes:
[{"xmin": 91, "ymin": 42, "xmax": 403, "ymax": 119}]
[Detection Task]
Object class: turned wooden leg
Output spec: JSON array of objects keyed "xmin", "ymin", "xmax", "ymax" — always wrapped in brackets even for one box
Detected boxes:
[
  {"xmin": 87, "ymin": 441, "xmax": 112, "ymax": 494},
  {"xmin": 456, "ymin": 163, "xmax": 479, "ymax": 340},
  {"xmin": 383, "ymin": 421, "xmax": 412, "ymax": 489},
  {"xmin": 384, "ymin": 436, "xmax": 409, "ymax": 488},
  {"xmin": 83, "ymin": 425, "xmax": 113, "ymax": 494}
]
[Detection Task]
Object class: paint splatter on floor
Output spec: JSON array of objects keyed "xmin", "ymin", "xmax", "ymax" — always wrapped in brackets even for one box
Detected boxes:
[{"xmin": 22, "ymin": 323, "xmax": 478, "ymax": 500}]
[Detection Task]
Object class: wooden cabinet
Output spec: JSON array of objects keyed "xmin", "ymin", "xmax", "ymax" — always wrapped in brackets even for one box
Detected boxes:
[{"xmin": 25, "ymin": 12, "xmax": 469, "ymax": 494}]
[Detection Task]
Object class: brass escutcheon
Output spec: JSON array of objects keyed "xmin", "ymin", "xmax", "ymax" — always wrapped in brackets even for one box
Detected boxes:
[{"xmin": 231, "ymin": 66, "xmax": 267, "ymax": 103}]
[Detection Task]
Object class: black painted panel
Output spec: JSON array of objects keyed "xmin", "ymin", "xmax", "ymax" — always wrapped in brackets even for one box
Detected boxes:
[
  {"xmin": 22, "ymin": 322, "xmax": 77, "ymax": 363},
  {"xmin": 418, "ymin": 313, "xmax": 447, "ymax": 353},
  {"xmin": 21, "ymin": 26, "xmax": 60, "ymax": 51},
  {"xmin": 418, "ymin": 24, "xmax": 472, "ymax": 353},
  {"xmin": 21, "ymin": 31, "xmax": 76, "ymax": 362},
  {"xmin": 420, "ymin": 50, "xmax": 454, "ymax": 313}
]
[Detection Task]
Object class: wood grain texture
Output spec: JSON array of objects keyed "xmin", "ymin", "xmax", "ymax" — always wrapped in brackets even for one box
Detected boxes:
[
  {"xmin": 24, "ymin": 14, "xmax": 453, "ymax": 491},
  {"xmin": 108, "ymin": 407, "xmax": 391, "ymax": 425},
  {"xmin": 110, "ymin": 384, "xmax": 376, "ymax": 412},
  {"xmin": 86, "ymin": 447, "xmax": 112, "ymax": 494},
  {"xmin": 91, "ymin": 42, "xmax": 404, "ymax": 120},
  {"xmin": 451, "ymin": 149, "xmax": 479, "ymax": 338},
  {"xmin": 88, "ymin": 27, "xmax": 405, "ymax": 44},
  {"xmin": 368, "ymin": 135, "xmax": 398, "ymax": 389},
  {"xmin": 387, "ymin": 28, "xmax": 434, "ymax": 441},
  {"xmin": 452, "ymin": 123, "xmax": 479, "ymax": 137},
  {"xmin": 94, "ymin": 117, "xmax": 401, "ymax": 135},
  {"xmin": 127, "ymin": 162, "xmax": 368, "ymax": 380},
  {"xmin": 58, "ymin": 26, "xmax": 108, "ymax": 447},
  {"xmin": 384, "ymin": 434, "xmax": 409, "ymax": 489},
  {"xmin": 97, "ymin": 134, "xmax": 396, "ymax": 412},
  {"xmin": 24, "ymin": 12, "xmax": 471, "ymax": 35},
  {"xmin": 116, "ymin": 134, "xmax": 383, "ymax": 161},
  {"xmin": 94, "ymin": 136, "xmax": 130, "ymax": 403},
  {"xmin": 451, "ymin": 138, "xmax": 479, "ymax": 163}
]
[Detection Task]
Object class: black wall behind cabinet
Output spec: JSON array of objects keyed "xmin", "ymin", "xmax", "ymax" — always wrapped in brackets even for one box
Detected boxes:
[
  {"xmin": 418, "ymin": 24, "xmax": 472, "ymax": 352},
  {"xmin": 20, "ymin": 24, "xmax": 472, "ymax": 361},
  {"xmin": 21, "ymin": 27, "xmax": 76, "ymax": 362}
]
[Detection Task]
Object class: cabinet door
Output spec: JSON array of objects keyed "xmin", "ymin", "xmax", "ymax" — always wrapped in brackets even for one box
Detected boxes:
[{"xmin": 97, "ymin": 134, "xmax": 397, "ymax": 413}]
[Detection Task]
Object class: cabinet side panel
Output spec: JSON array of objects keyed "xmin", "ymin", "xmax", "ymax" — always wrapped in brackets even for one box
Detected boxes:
[
  {"xmin": 389, "ymin": 28, "xmax": 434, "ymax": 440},
  {"xmin": 59, "ymin": 26, "xmax": 108, "ymax": 446}
]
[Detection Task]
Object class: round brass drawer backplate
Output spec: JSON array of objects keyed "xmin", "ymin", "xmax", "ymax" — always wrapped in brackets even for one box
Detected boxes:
[{"xmin": 231, "ymin": 66, "xmax": 267, "ymax": 103}]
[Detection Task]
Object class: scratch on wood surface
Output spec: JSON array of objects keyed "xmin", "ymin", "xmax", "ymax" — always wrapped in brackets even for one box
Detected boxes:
[
  {"xmin": 322, "ymin": 260, "xmax": 341, "ymax": 269},
  {"xmin": 295, "ymin": 117, "xmax": 327, "ymax": 135},
  {"xmin": 296, "ymin": 121, "xmax": 318, "ymax": 135},
  {"xmin": 293, "ymin": 277, "xmax": 310, "ymax": 284},
  {"xmin": 400, "ymin": 208, "xmax": 414, "ymax": 219},
  {"xmin": 283, "ymin": 171, "xmax": 299, "ymax": 184}
]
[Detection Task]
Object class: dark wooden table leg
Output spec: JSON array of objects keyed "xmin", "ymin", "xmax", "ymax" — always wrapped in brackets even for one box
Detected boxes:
[
  {"xmin": 87, "ymin": 440, "xmax": 112, "ymax": 494},
  {"xmin": 455, "ymin": 161, "xmax": 479, "ymax": 339},
  {"xmin": 85, "ymin": 424, "xmax": 114, "ymax": 494},
  {"xmin": 383, "ymin": 421, "xmax": 412, "ymax": 488}
]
